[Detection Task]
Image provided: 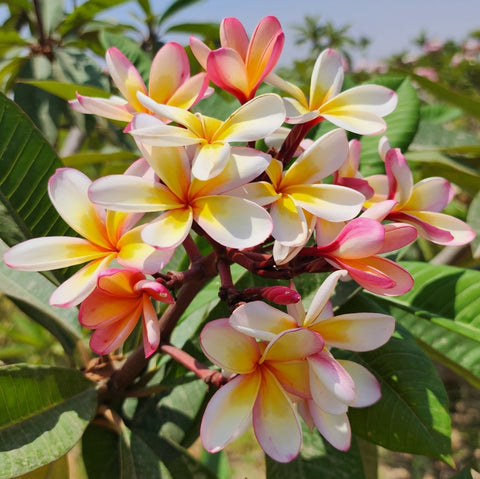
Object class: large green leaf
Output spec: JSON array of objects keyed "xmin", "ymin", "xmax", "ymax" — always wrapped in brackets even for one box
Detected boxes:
[
  {"xmin": 158, "ymin": 0, "xmax": 206, "ymax": 25},
  {"xmin": 467, "ymin": 191, "xmax": 480, "ymax": 258},
  {"xmin": 266, "ymin": 425, "xmax": 365, "ymax": 479},
  {"xmin": 405, "ymin": 149, "xmax": 480, "ymax": 196},
  {"xmin": 0, "ymin": 364, "xmax": 97, "ymax": 478},
  {"xmin": 404, "ymin": 70, "xmax": 480, "ymax": 120},
  {"xmin": 373, "ymin": 262, "xmax": 480, "ymax": 387},
  {"xmin": 359, "ymin": 76, "xmax": 421, "ymax": 175},
  {"xmin": 0, "ymin": 90, "xmax": 70, "ymax": 245},
  {"xmin": 0, "ymin": 239, "xmax": 81, "ymax": 355}
]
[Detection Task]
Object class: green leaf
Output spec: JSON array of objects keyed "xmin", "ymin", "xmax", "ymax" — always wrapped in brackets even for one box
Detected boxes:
[
  {"xmin": 333, "ymin": 320, "xmax": 452, "ymax": 462},
  {"xmin": 404, "ymin": 70, "xmax": 480, "ymax": 120},
  {"xmin": 467, "ymin": 191, "xmax": 480, "ymax": 258},
  {"xmin": 0, "ymin": 90, "xmax": 71, "ymax": 245},
  {"xmin": 18, "ymin": 80, "xmax": 111, "ymax": 101},
  {"xmin": 405, "ymin": 150, "xmax": 480, "ymax": 196},
  {"xmin": 0, "ymin": 30, "xmax": 30, "ymax": 47},
  {"xmin": 266, "ymin": 425, "xmax": 366, "ymax": 479},
  {"xmin": 166, "ymin": 22, "xmax": 220, "ymax": 39},
  {"xmin": 0, "ymin": 239, "xmax": 81, "ymax": 356},
  {"xmin": 0, "ymin": 364, "xmax": 97, "ymax": 479},
  {"xmin": 360, "ymin": 76, "xmax": 421, "ymax": 175},
  {"xmin": 374, "ymin": 261, "xmax": 480, "ymax": 387},
  {"xmin": 82, "ymin": 422, "xmax": 137, "ymax": 479},
  {"xmin": 58, "ymin": 0, "xmax": 130, "ymax": 37},
  {"xmin": 41, "ymin": 0, "xmax": 64, "ymax": 35},
  {"xmin": 420, "ymin": 103, "xmax": 463, "ymax": 124}
]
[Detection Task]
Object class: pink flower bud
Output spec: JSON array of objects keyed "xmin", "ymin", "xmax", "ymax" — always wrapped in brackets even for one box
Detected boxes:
[{"xmin": 261, "ymin": 286, "xmax": 301, "ymax": 304}]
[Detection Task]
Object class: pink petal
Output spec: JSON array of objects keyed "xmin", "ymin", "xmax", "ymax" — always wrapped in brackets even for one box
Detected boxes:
[
  {"xmin": 220, "ymin": 17, "xmax": 249, "ymax": 59},
  {"xmin": 106, "ymin": 47, "xmax": 147, "ymax": 112},
  {"xmin": 74, "ymin": 94, "xmax": 134, "ymax": 122},
  {"xmin": 309, "ymin": 352, "xmax": 357, "ymax": 406},
  {"xmin": 327, "ymin": 256, "xmax": 414, "ymax": 296},
  {"xmin": 201, "ymin": 373, "xmax": 260, "ymax": 453},
  {"xmin": 311, "ymin": 313, "xmax": 395, "ymax": 351},
  {"xmin": 338, "ymin": 360, "xmax": 381, "ymax": 407},
  {"xmin": 142, "ymin": 295, "xmax": 160, "ymax": 357},
  {"xmin": 389, "ymin": 210, "xmax": 475, "ymax": 245},
  {"xmin": 79, "ymin": 289, "xmax": 138, "ymax": 328},
  {"xmin": 379, "ymin": 223, "xmax": 417, "ymax": 253},
  {"xmin": 318, "ymin": 218, "xmax": 385, "ymax": 259},
  {"xmin": 207, "ymin": 48, "xmax": 249, "ymax": 101},
  {"xmin": 149, "ymin": 42, "xmax": 189, "ymax": 104},
  {"xmin": 200, "ymin": 318, "xmax": 260, "ymax": 373},
  {"xmin": 308, "ymin": 402, "xmax": 351, "ymax": 451},
  {"xmin": 253, "ymin": 368, "xmax": 302, "ymax": 463},
  {"xmin": 189, "ymin": 35, "xmax": 211, "ymax": 69},
  {"xmin": 384, "ymin": 148, "xmax": 413, "ymax": 205},
  {"xmin": 405, "ymin": 177, "xmax": 454, "ymax": 212},
  {"xmin": 89, "ymin": 303, "xmax": 143, "ymax": 355},
  {"xmin": 230, "ymin": 301, "xmax": 298, "ymax": 341}
]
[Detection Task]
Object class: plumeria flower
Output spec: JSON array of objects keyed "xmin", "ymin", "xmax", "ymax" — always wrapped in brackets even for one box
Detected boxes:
[
  {"xmin": 79, "ymin": 268, "xmax": 174, "ymax": 357},
  {"xmin": 70, "ymin": 43, "xmax": 210, "ymax": 123},
  {"xmin": 231, "ymin": 129, "xmax": 365, "ymax": 247},
  {"xmin": 128, "ymin": 92, "xmax": 286, "ymax": 180},
  {"xmin": 266, "ymin": 49, "xmax": 398, "ymax": 134},
  {"xmin": 229, "ymin": 270, "xmax": 395, "ymax": 449},
  {"xmin": 190, "ymin": 16, "xmax": 285, "ymax": 103},
  {"xmin": 333, "ymin": 139, "xmax": 374, "ymax": 199},
  {"xmin": 200, "ymin": 317, "xmax": 324, "ymax": 462},
  {"xmin": 88, "ymin": 145, "xmax": 273, "ymax": 250},
  {"xmin": 3, "ymin": 168, "xmax": 174, "ymax": 307},
  {"xmin": 366, "ymin": 141, "xmax": 475, "ymax": 245}
]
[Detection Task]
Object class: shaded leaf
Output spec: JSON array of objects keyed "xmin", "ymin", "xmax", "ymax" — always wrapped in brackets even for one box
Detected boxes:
[
  {"xmin": 374, "ymin": 261, "xmax": 480, "ymax": 387},
  {"xmin": 13, "ymin": 454, "xmax": 69, "ymax": 479},
  {"xmin": 166, "ymin": 22, "xmax": 220, "ymax": 39},
  {"xmin": 0, "ymin": 90, "xmax": 71, "ymax": 245},
  {"xmin": 0, "ymin": 364, "xmax": 97, "ymax": 479},
  {"xmin": 62, "ymin": 150, "xmax": 139, "ymax": 167}
]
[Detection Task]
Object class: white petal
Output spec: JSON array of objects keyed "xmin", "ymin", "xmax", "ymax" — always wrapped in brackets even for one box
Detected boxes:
[
  {"xmin": 308, "ymin": 402, "xmax": 351, "ymax": 451},
  {"xmin": 338, "ymin": 360, "xmax": 381, "ymax": 408}
]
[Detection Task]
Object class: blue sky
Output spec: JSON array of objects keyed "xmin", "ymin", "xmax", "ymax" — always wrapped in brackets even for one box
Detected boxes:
[{"xmin": 110, "ymin": 0, "xmax": 480, "ymax": 66}]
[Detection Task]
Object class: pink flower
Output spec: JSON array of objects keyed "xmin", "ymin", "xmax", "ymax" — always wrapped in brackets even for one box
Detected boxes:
[
  {"xmin": 200, "ymin": 318, "xmax": 324, "ymax": 462},
  {"xmin": 366, "ymin": 142, "xmax": 475, "ymax": 245},
  {"xmin": 79, "ymin": 268, "xmax": 174, "ymax": 357},
  {"xmin": 190, "ymin": 16, "xmax": 284, "ymax": 103},
  {"xmin": 229, "ymin": 270, "xmax": 395, "ymax": 450},
  {"xmin": 70, "ymin": 43, "xmax": 210, "ymax": 123},
  {"xmin": 313, "ymin": 217, "xmax": 416, "ymax": 296}
]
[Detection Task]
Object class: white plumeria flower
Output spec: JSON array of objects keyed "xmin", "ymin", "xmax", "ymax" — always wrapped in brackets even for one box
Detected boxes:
[
  {"xmin": 88, "ymin": 145, "xmax": 274, "ymax": 250},
  {"xmin": 266, "ymin": 49, "xmax": 397, "ymax": 134},
  {"xmin": 128, "ymin": 92, "xmax": 286, "ymax": 180}
]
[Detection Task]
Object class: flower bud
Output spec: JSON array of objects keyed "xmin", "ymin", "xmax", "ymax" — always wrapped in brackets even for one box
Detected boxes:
[{"xmin": 261, "ymin": 286, "xmax": 301, "ymax": 304}]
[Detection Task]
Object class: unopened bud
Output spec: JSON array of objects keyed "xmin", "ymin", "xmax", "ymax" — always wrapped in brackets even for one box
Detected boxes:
[{"xmin": 261, "ymin": 286, "xmax": 301, "ymax": 304}]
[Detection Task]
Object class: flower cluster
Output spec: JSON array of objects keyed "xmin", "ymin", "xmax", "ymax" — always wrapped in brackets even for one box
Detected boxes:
[{"xmin": 2, "ymin": 15, "xmax": 475, "ymax": 462}]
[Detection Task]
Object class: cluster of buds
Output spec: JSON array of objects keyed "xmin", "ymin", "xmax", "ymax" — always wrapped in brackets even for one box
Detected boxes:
[{"xmin": 3, "ymin": 15, "xmax": 474, "ymax": 461}]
